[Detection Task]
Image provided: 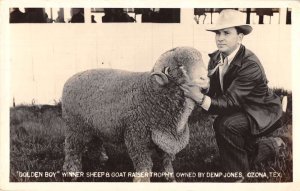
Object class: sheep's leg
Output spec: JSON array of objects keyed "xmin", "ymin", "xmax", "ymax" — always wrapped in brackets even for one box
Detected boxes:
[
  {"xmin": 86, "ymin": 136, "xmax": 109, "ymax": 164},
  {"xmin": 124, "ymin": 126, "xmax": 153, "ymax": 182},
  {"xmin": 63, "ymin": 131, "xmax": 81, "ymax": 173},
  {"xmin": 157, "ymin": 148, "xmax": 176, "ymax": 182},
  {"xmin": 63, "ymin": 117, "xmax": 92, "ymax": 178}
]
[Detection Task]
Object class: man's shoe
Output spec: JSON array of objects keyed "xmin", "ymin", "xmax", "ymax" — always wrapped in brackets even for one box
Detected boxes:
[{"xmin": 274, "ymin": 133, "xmax": 292, "ymax": 159}]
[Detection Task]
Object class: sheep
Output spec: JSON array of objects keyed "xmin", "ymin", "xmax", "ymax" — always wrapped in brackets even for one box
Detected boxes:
[{"xmin": 62, "ymin": 46, "xmax": 208, "ymax": 182}]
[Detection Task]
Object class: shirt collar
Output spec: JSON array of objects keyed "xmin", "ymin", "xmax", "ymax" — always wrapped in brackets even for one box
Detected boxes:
[{"xmin": 226, "ymin": 44, "xmax": 241, "ymax": 65}]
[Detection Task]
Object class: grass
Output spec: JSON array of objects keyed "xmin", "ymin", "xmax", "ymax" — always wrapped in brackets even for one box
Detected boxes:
[{"xmin": 10, "ymin": 90, "xmax": 292, "ymax": 182}]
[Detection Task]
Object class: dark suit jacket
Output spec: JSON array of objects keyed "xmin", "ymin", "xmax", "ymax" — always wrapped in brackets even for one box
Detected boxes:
[{"xmin": 206, "ymin": 45, "xmax": 282, "ymax": 135}]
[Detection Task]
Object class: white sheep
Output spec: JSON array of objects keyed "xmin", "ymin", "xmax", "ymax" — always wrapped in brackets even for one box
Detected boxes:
[{"xmin": 62, "ymin": 46, "xmax": 208, "ymax": 182}]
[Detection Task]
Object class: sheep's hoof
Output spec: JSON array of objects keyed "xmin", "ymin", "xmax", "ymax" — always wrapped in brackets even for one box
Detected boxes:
[
  {"xmin": 63, "ymin": 160, "xmax": 82, "ymax": 172},
  {"xmin": 165, "ymin": 176, "xmax": 176, "ymax": 182},
  {"xmin": 62, "ymin": 164, "xmax": 80, "ymax": 182},
  {"xmin": 133, "ymin": 176, "xmax": 151, "ymax": 182},
  {"xmin": 99, "ymin": 151, "xmax": 109, "ymax": 163}
]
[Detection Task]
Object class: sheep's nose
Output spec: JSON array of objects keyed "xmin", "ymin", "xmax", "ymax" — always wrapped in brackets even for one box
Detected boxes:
[
  {"xmin": 193, "ymin": 76, "xmax": 207, "ymax": 84},
  {"xmin": 200, "ymin": 76, "xmax": 208, "ymax": 81},
  {"xmin": 200, "ymin": 76, "xmax": 205, "ymax": 80}
]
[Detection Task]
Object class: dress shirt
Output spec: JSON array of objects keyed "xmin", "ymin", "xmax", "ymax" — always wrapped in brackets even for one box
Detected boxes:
[{"xmin": 201, "ymin": 44, "xmax": 241, "ymax": 111}]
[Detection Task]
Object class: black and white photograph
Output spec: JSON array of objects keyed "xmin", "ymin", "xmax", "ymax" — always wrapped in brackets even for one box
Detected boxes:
[{"xmin": 1, "ymin": 0, "xmax": 299, "ymax": 191}]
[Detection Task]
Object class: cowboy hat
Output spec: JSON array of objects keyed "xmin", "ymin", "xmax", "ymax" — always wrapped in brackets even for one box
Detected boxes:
[{"xmin": 206, "ymin": 9, "xmax": 252, "ymax": 35}]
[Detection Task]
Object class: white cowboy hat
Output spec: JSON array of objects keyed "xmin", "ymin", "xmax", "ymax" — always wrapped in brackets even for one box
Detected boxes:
[{"xmin": 206, "ymin": 9, "xmax": 253, "ymax": 35}]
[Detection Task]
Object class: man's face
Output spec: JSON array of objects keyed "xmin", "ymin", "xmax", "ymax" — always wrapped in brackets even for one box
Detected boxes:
[{"xmin": 215, "ymin": 27, "xmax": 244, "ymax": 56}]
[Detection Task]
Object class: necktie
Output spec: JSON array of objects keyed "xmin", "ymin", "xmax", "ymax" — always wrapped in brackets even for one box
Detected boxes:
[
  {"xmin": 207, "ymin": 54, "xmax": 229, "ymax": 90},
  {"xmin": 219, "ymin": 55, "xmax": 228, "ymax": 91},
  {"xmin": 208, "ymin": 54, "xmax": 228, "ymax": 76}
]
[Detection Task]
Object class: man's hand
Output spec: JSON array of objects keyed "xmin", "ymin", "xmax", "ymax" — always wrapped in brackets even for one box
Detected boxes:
[
  {"xmin": 193, "ymin": 77, "xmax": 210, "ymax": 90},
  {"xmin": 180, "ymin": 83, "xmax": 205, "ymax": 105}
]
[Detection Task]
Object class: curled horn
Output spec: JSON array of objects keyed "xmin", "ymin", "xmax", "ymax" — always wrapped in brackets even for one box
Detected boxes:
[
  {"xmin": 151, "ymin": 66, "xmax": 170, "ymax": 86},
  {"xmin": 164, "ymin": 66, "xmax": 170, "ymax": 75}
]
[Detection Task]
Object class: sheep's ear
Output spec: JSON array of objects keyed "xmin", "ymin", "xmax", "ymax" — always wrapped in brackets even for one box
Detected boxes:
[{"xmin": 151, "ymin": 72, "xmax": 169, "ymax": 86}]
